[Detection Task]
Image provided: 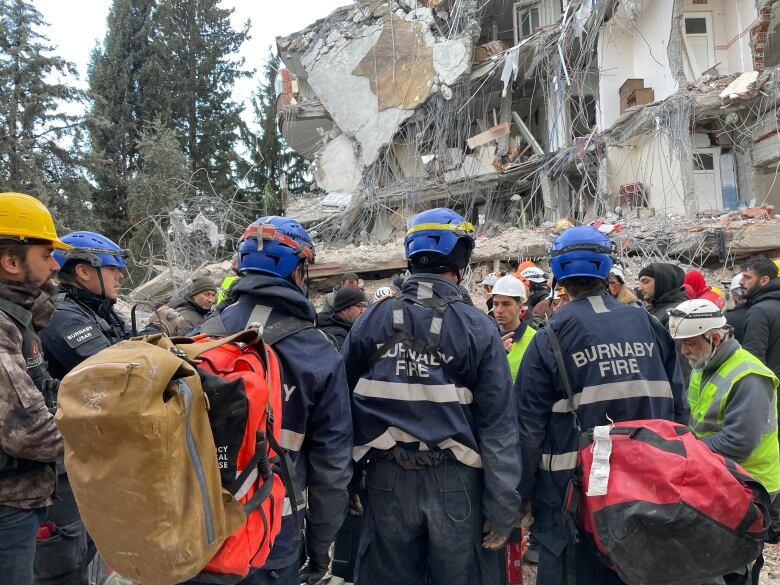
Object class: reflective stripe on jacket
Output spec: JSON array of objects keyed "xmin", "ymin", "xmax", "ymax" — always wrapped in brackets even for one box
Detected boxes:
[{"xmin": 689, "ymin": 347, "xmax": 780, "ymax": 492}]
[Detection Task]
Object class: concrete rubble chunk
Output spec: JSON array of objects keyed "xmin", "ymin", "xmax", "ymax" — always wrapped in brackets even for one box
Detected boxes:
[
  {"xmin": 315, "ymin": 134, "xmax": 364, "ymax": 193},
  {"xmin": 719, "ymin": 71, "xmax": 761, "ymax": 102},
  {"xmin": 352, "ymin": 14, "xmax": 436, "ymax": 111}
]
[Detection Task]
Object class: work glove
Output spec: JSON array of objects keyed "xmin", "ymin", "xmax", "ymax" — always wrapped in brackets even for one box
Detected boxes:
[
  {"xmin": 482, "ymin": 520, "xmax": 508, "ymax": 550},
  {"xmin": 153, "ymin": 305, "xmax": 186, "ymax": 337},
  {"xmin": 348, "ymin": 492, "xmax": 364, "ymax": 517},
  {"xmin": 299, "ymin": 547, "xmax": 331, "ymax": 585}
]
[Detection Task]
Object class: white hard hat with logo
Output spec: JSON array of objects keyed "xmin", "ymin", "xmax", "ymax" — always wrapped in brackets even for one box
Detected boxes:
[
  {"xmin": 667, "ymin": 299, "xmax": 726, "ymax": 340},
  {"xmin": 480, "ymin": 272, "xmax": 502, "ymax": 287},
  {"xmin": 492, "ymin": 275, "xmax": 528, "ymax": 303},
  {"xmin": 520, "ymin": 266, "xmax": 547, "ymax": 283},
  {"xmin": 730, "ymin": 274, "xmax": 743, "ymax": 291},
  {"xmin": 610, "ymin": 265, "xmax": 626, "ymax": 283}
]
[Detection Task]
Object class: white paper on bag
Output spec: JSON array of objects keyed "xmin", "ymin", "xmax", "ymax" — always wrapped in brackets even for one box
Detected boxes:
[{"xmin": 587, "ymin": 425, "xmax": 612, "ymax": 497}]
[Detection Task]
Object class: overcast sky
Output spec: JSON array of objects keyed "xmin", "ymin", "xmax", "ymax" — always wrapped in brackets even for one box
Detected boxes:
[{"xmin": 35, "ymin": 0, "xmax": 347, "ymax": 123}]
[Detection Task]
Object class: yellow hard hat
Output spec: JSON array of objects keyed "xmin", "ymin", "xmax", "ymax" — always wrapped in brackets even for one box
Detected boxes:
[
  {"xmin": 0, "ymin": 192, "xmax": 71, "ymax": 249},
  {"xmin": 774, "ymin": 259, "xmax": 780, "ymax": 274},
  {"xmin": 711, "ymin": 286, "xmax": 724, "ymax": 299}
]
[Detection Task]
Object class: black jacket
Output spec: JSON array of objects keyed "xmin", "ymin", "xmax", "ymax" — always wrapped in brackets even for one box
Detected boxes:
[
  {"xmin": 742, "ymin": 279, "xmax": 780, "ymax": 377},
  {"xmin": 41, "ymin": 286, "xmax": 128, "ymax": 380},
  {"xmin": 317, "ymin": 311, "xmax": 352, "ymax": 350},
  {"xmin": 647, "ymin": 263, "xmax": 688, "ymax": 325},
  {"xmin": 726, "ymin": 302, "xmax": 749, "ymax": 343}
]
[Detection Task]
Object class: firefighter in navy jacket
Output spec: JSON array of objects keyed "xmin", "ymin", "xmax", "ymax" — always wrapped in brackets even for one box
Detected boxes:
[
  {"xmin": 202, "ymin": 217, "xmax": 352, "ymax": 585},
  {"xmin": 515, "ymin": 226, "xmax": 688, "ymax": 585},
  {"xmin": 341, "ymin": 208, "xmax": 522, "ymax": 585}
]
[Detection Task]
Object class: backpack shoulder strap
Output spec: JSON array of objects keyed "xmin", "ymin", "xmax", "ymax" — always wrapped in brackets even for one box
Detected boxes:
[
  {"xmin": 262, "ymin": 315, "xmax": 315, "ymax": 346},
  {"xmin": 542, "ymin": 319, "xmax": 582, "ymax": 433}
]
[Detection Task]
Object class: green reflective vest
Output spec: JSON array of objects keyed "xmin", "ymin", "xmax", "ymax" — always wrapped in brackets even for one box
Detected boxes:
[
  {"xmin": 216, "ymin": 274, "xmax": 239, "ymax": 304},
  {"xmin": 689, "ymin": 347, "xmax": 780, "ymax": 493},
  {"xmin": 507, "ymin": 325, "xmax": 537, "ymax": 383}
]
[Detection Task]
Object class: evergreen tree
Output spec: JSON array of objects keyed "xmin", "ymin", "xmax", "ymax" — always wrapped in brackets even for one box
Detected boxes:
[
  {"xmin": 156, "ymin": 0, "xmax": 251, "ymax": 200},
  {"xmin": 86, "ymin": 0, "xmax": 167, "ymax": 244},
  {"xmin": 247, "ymin": 52, "xmax": 312, "ymax": 210},
  {"xmin": 0, "ymin": 0, "xmax": 86, "ymax": 216}
]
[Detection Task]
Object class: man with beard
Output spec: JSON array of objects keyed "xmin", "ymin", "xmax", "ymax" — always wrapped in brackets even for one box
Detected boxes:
[
  {"xmin": 0, "ymin": 193, "xmax": 66, "ymax": 584},
  {"xmin": 638, "ymin": 262, "xmax": 692, "ymax": 385},
  {"xmin": 36, "ymin": 231, "xmax": 129, "ymax": 584},
  {"xmin": 740, "ymin": 257, "xmax": 780, "ymax": 380},
  {"xmin": 669, "ymin": 299, "xmax": 779, "ymax": 582},
  {"xmin": 637, "ymin": 262, "xmax": 688, "ymax": 325}
]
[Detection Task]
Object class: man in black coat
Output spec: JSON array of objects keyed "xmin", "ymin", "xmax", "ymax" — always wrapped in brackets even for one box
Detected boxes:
[
  {"xmin": 637, "ymin": 262, "xmax": 688, "ymax": 325},
  {"xmin": 638, "ymin": 262, "xmax": 691, "ymax": 385},
  {"xmin": 317, "ymin": 287, "xmax": 367, "ymax": 350},
  {"xmin": 741, "ymin": 257, "xmax": 780, "ymax": 378}
]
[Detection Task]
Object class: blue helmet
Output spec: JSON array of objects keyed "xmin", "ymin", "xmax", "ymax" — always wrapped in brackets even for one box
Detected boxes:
[
  {"xmin": 54, "ymin": 231, "xmax": 127, "ymax": 269},
  {"xmin": 550, "ymin": 226, "xmax": 613, "ymax": 281},
  {"xmin": 237, "ymin": 216, "xmax": 315, "ymax": 278},
  {"xmin": 404, "ymin": 208, "xmax": 475, "ymax": 270}
]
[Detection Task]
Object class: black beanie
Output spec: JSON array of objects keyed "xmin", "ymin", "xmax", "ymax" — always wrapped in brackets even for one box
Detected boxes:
[
  {"xmin": 333, "ymin": 287, "xmax": 367, "ymax": 312},
  {"xmin": 638, "ymin": 265, "xmax": 656, "ymax": 280}
]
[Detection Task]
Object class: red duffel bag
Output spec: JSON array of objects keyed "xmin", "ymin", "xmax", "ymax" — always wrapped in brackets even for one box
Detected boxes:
[{"xmin": 568, "ymin": 419, "xmax": 770, "ymax": 585}]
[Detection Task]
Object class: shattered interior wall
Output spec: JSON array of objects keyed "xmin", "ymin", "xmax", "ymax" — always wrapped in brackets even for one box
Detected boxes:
[{"xmin": 597, "ymin": 0, "xmax": 678, "ymax": 130}]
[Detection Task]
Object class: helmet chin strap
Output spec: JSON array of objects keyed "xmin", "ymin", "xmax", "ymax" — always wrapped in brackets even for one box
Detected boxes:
[{"xmin": 93, "ymin": 265, "xmax": 107, "ymax": 299}]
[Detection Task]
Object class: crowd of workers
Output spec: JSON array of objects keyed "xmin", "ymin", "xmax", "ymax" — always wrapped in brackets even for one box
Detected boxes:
[{"xmin": 1, "ymin": 190, "xmax": 779, "ymax": 585}]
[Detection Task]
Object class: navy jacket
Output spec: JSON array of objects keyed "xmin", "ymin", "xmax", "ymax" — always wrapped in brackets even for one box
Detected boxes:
[
  {"xmin": 217, "ymin": 274, "xmax": 353, "ymax": 568},
  {"xmin": 516, "ymin": 292, "xmax": 687, "ymax": 511},
  {"xmin": 40, "ymin": 286, "xmax": 128, "ymax": 380},
  {"xmin": 341, "ymin": 274, "xmax": 522, "ymax": 536}
]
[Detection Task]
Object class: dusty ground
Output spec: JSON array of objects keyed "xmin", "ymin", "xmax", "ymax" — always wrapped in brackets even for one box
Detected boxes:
[{"xmin": 519, "ymin": 544, "xmax": 780, "ymax": 585}]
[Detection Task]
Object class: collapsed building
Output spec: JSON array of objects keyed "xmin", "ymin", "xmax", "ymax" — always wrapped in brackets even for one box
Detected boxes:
[{"xmin": 276, "ymin": 0, "xmax": 780, "ymax": 240}]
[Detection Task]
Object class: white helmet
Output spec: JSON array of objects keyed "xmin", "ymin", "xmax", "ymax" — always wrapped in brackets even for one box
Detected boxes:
[
  {"xmin": 374, "ymin": 286, "xmax": 393, "ymax": 301},
  {"xmin": 492, "ymin": 275, "xmax": 528, "ymax": 303},
  {"xmin": 480, "ymin": 272, "xmax": 502, "ymax": 287},
  {"xmin": 668, "ymin": 299, "xmax": 726, "ymax": 340},
  {"xmin": 610, "ymin": 265, "xmax": 626, "ymax": 283},
  {"xmin": 730, "ymin": 273, "xmax": 743, "ymax": 291},
  {"xmin": 521, "ymin": 266, "xmax": 547, "ymax": 283}
]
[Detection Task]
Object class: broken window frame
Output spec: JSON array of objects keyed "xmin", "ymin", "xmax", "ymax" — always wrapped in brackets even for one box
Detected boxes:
[{"xmin": 513, "ymin": 0, "xmax": 543, "ymax": 45}]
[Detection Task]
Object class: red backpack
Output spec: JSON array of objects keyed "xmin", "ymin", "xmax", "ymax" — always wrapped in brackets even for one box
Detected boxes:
[
  {"xmin": 180, "ymin": 332, "xmax": 302, "ymax": 583},
  {"xmin": 544, "ymin": 323, "xmax": 771, "ymax": 585}
]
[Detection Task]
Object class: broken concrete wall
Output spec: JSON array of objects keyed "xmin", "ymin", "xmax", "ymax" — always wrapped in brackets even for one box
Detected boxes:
[
  {"xmin": 597, "ymin": 0, "xmax": 678, "ymax": 130},
  {"xmin": 606, "ymin": 132, "xmax": 687, "ymax": 215},
  {"xmin": 277, "ymin": 4, "xmax": 473, "ymax": 191},
  {"xmin": 315, "ymin": 134, "xmax": 363, "ymax": 193}
]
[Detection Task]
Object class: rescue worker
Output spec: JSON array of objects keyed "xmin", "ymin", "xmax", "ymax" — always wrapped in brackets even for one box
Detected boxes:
[
  {"xmin": 41, "ymin": 231, "xmax": 128, "ymax": 380},
  {"xmin": 727, "ymin": 274, "xmax": 748, "ymax": 340},
  {"xmin": 516, "ymin": 226, "xmax": 688, "ymax": 585},
  {"xmin": 164, "ymin": 277, "xmax": 217, "ymax": 336},
  {"xmin": 669, "ymin": 299, "xmax": 780, "ymax": 583},
  {"xmin": 317, "ymin": 287, "xmax": 368, "ymax": 350},
  {"xmin": 492, "ymin": 275, "xmax": 536, "ymax": 382},
  {"xmin": 607, "ymin": 265, "xmax": 639, "ymax": 305},
  {"xmin": 200, "ymin": 217, "xmax": 352, "ymax": 585},
  {"xmin": 520, "ymin": 265, "xmax": 553, "ymax": 324},
  {"xmin": 480, "ymin": 271, "xmax": 502, "ymax": 319},
  {"xmin": 341, "ymin": 208, "xmax": 522, "ymax": 585},
  {"xmin": 0, "ymin": 193, "xmax": 66, "ymax": 585},
  {"xmin": 216, "ymin": 253, "xmax": 240, "ymax": 305},
  {"xmin": 37, "ymin": 231, "xmax": 130, "ymax": 585}
]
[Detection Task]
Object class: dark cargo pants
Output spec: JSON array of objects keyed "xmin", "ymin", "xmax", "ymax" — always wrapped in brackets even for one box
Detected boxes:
[{"xmin": 355, "ymin": 457, "xmax": 485, "ymax": 585}]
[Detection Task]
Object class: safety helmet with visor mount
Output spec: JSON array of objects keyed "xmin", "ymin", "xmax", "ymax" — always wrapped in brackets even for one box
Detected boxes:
[
  {"xmin": 237, "ymin": 217, "xmax": 315, "ymax": 286},
  {"xmin": 667, "ymin": 299, "xmax": 727, "ymax": 340},
  {"xmin": 404, "ymin": 208, "xmax": 475, "ymax": 280}
]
